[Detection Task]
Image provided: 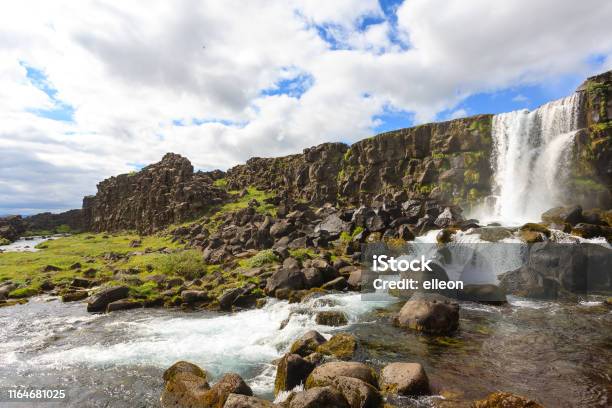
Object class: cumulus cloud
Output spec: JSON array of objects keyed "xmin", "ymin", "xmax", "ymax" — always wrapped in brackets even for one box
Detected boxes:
[{"xmin": 1, "ymin": 0, "xmax": 612, "ymax": 213}]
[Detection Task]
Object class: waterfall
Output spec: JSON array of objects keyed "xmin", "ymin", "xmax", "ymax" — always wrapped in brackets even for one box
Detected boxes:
[{"xmin": 486, "ymin": 93, "xmax": 582, "ymax": 224}]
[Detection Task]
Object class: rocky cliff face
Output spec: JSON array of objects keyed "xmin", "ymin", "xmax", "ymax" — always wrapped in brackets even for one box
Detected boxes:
[
  {"xmin": 25, "ymin": 210, "xmax": 84, "ymax": 232},
  {"xmin": 227, "ymin": 115, "xmax": 493, "ymax": 211},
  {"xmin": 82, "ymin": 153, "xmax": 228, "ymax": 233},
  {"xmin": 573, "ymin": 70, "xmax": 612, "ymax": 208}
]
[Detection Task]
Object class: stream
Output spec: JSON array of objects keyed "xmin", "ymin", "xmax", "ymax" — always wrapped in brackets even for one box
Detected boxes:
[{"xmin": 0, "ymin": 290, "xmax": 610, "ymax": 407}]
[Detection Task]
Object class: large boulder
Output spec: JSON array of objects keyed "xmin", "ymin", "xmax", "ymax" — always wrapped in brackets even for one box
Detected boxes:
[
  {"xmin": 87, "ymin": 286, "xmax": 129, "ymax": 312},
  {"xmin": 274, "ymin": 353, "xmax": 315, "ymax": 395},
  {"xmin": 541, "ymin": 205, "xmax": 583, "ymax": 225},
  {"xmin": 315, "ymin": 214, "xmax": 349, "ymax": 239},
  {"xmin": 316, "ymin": 333, "xmax": 359, "ymax": 361},
  {"xmin": 330, "ymin": 376, "xmax": 382, "ymax": 408},
  {"xmin": 289, "ymin": 386, "xmax": 349, "ymax": 408},
  {"xmin": 161, "ymin": 361, "xmax": 253, "ymax": 408},
  {"xmin": 498, "ymin": 242, "xmax": 612, "ymax": 299},
  {"xmin": 315, "ymin": 311, "xmax": 348, "ymax": 326},
  {"xmin": 265, "ymin": 268, "xmax": 306, "ymax": 296},
  {"xmin": 379, "ymin": 362, "xmax": 430, "ymax": 396},
  {"xmin": 306, "ymin": 362, "xmax": 378, "ymax": 389},
  {"xmin": 393, "ymin": 293, "xmax": 459, "ymax": 334}
]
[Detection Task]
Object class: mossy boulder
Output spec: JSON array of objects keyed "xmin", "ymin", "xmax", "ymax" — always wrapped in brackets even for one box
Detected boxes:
[
  {"xmin": 290, "ymin": 330, "xmax": 327, "ymax": 357},
  {"xmin": 472, "ymin": 391, "xmax": 543, "ymax": 408},
  {"xmin": 274, "ymin": 353, "xmax": 315, "ymax": 396},
  {"xmin": 315, "ymin": 310, "xmax": 348, "ymax": 326},
  {"xmin": 316, "ymin": 333, "xmax": 359, "ymax": 360},
  {"xmin": 380, "ymin": 362, "xmax": 430, "ymax": 396},
  {"xmin": 305, "ymin": 361, "xmax": 378, "ymax": 389}
]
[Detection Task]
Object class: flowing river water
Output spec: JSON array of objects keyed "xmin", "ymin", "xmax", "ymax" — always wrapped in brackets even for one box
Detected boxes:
[{"xmin": 0, "ymin": 287, "xmax": 611, "ymax": 407}]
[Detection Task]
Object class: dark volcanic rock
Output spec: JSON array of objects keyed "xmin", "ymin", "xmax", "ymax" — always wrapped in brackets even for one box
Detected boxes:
[
  {"xmin": 499, "ymin": 242, "xmax": 612, "ymax": 298},
  {"xmin": 87, "ymin": 286, "xmax": 129, "ymax": 312},
  {"xmin": 82, "ymin": 153, "xmax": 228, "ymax": 234}
]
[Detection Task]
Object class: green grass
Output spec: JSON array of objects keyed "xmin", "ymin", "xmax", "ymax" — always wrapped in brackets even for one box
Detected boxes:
[
  {"xmin": 213, "ymin": 178, "xmax": 228, "ymax": 188},
  {"xmin": 289, "ymin": 248, "xmax": 316, "ymax": 262},
  {"xmin": 0, "ymin": 233, "xmax": 181, "ymax": 292},
  {"xmin": 239, "ymin": 249, "xmax": 279, "ymax": 268},
  {"xmin": 206, "ymin": 186, "xmax": 276, "ymax": 231}
]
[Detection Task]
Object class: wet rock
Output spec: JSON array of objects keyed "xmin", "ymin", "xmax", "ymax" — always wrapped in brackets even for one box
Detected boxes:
[
  {"xmin": 468, "ymin": 227, "xmax": 513, "ymax": 242},
  {"xmin": 346, "ymin": 269, "xmax": 362, "ymax": 291},
  {"xmin": 571, "ymin": 223, "xmax": 612, "ymax": 241},
  {"xmin": 329, "ymin": 376, "xmax": 382, "ymax": 408},
  {"xmin": 87, "ymin": 286, "xmax": 129, "ymax": 312},
  {"xmin": 106, "ymin": 299, "xmax": 143, "ymax": 312},
  {"xmin": 223, "ymin": 394, "xmax": 275, "ymax": 408},
  {"xmin": 161, "ymin": 361, "xmax": 252, "ymax": 408},
  {"xmin": 458, "ymin": 284, "xmax": 507, "ymax": 305},
  {"xmin": 473, "ymin": 391, "xmax": 544, "ymax": 408},
  {"xmin": 316, "ymin": 333, "xmax": 359, "ymax": 361},
  {"xmin": 434, "ymin": 207, "xmax": 460, "ymax": 228},
  {"xmin": 274, "ymin": 353, "xmax": 315, "ymax": 395},
  {"xmin": 218, "ymin": 287, "xmax": 245, "ymax": 311},
  {"xmin": 321, "ymin": 277, "xmax": 348, "ymax": 291},
  {"xmin": 181, "ymin": 290, "xmax": 210, "ymax": 304},
  {"xmin": 290, "ymin": 330, "xmax": 327, "ymax": 357},
  {"xmin": 436, "ymin": 228, "xmax": 454, "ymax": 244},
  {"xmin": 306, "ymin": 362, "xmax": 378, "ymax": 389},
  {"xmin": 393, "ymin": 293, "xmax": 459, "ymax": 334},
  {"xmin": 498, "ymin": 242, "xmax": 612, "ymax": 299},
  {"xmin": 315, "ymin": 311, "xmax": 348, "ymax": 326},
  {"xmin": 289, "ymin": 386, "xmax": 349, "ymax": 408},
  {"xmin": 61, "ymin": 291, "xmax": 89, "ymax": 302},
  {"xmin": 541, "ymin": 205, "xmax": 583, "ymax": 226},
  {"xmin": 380, "ymin": 362, "xmax": 430, "ymax": 396}
]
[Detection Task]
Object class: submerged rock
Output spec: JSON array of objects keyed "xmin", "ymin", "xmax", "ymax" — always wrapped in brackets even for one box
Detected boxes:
[
  {"xmin": 380, "ymin": 362, "xmax": 430, "ymax": 396},
  {"xmin": 473, "ymin": 391, "xmax": 544, "ymax": 408},
  {"xmin": 458, "ymin": 284, "xmax": 507, "ymax": 305},
  {"xmin": 393, "ymin": 293, "xmax": 459, "ymax": 334}
]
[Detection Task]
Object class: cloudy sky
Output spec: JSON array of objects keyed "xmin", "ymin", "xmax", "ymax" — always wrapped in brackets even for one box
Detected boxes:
[{"xmin": 1, "ymin": 0, "xmax": 612, "ymax": 215}]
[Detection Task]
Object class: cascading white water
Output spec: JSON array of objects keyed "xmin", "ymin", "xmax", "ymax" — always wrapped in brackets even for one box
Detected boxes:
[{"xmin": 486, "ymin": 93, "xmax": 582, "ymax": 224}]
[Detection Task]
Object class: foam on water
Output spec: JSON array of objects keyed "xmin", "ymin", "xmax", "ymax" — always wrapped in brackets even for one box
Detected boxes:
[{"xmin": 22, "ymin": 293, "xmax": 391, "ymax": 394}]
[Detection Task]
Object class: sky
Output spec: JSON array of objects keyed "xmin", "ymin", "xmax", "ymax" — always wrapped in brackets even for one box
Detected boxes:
[{"xmin": 1, "ymin": 0, "xmax": 612, "ymax": 215}]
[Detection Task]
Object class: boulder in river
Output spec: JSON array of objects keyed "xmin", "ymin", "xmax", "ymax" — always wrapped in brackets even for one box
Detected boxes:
[
  {"xmin": 393, "ymin": 293, "xmax": 459, "ymax": 334},
  {"xmin": 315, "ymin": 311, "xmax": 348, "ymax": 326},
  {"xmin": 87, "ymin": 286, "xmax": 129, "ymax": 312},
  {"xmin": 315, "ymin": 333, "xmax": 359, "ymax": 361},
  {"xmin": 498, "ymin": 242, "xmax": 612, "ymax": 299},
  {"xmin": 458, "ymin": 284, "xmax": 507, "ymax": 305},
  {"xmin": 380, "ymin": 362, "xmax": 430, "ymax": 396},
  {"xmin": 223, "ymin": 393, "xmax": 274, "ymax": 408},
  {"xmin": 161, "ymin": 361, "xmax": 252, "ymax": 408},
  {"xmin": 473, "ymin": 391, "xmax": 544, "ymax": 408},
  {"xmin": 290, "ymin": 330, "xmax": 327, "ymax": 357},
  {"xmin": 274, "ymin": 353, "xmax": 315, "ymax": 395},
  {"xmin": 329, "ymin": 376, "xmax": 382, "ymax": 408},
  {"xmin": 305, "ymin": 361, "xmax": 378, "ymax": 389}
]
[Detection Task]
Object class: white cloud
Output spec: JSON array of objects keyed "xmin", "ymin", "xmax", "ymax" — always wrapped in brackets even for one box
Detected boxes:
[{"xmin": 1, "ymin": 0, "xmax": 612, "ymax": 213}]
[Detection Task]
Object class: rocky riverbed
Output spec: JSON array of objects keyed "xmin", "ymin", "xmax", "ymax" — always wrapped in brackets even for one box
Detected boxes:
[{"xmin": 0, "ymin": 292, "xmax": 610, "ymax": 407}]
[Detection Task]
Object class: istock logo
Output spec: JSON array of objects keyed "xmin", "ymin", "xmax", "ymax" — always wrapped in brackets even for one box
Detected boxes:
[{"xmin": 371, "ymin": 254, "xmax": 433, "ymax": 272}]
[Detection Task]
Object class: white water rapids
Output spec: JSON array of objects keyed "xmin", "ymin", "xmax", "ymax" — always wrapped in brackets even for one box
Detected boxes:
[{"xmin": 478, "ymin": 93, "xmax": 582, "ymax": 224}]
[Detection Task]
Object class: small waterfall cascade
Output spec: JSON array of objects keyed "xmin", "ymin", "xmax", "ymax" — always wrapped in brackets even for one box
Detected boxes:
[{"xmin": 485, "ymin": 93, "xmax": 582, "ymax": 224}]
